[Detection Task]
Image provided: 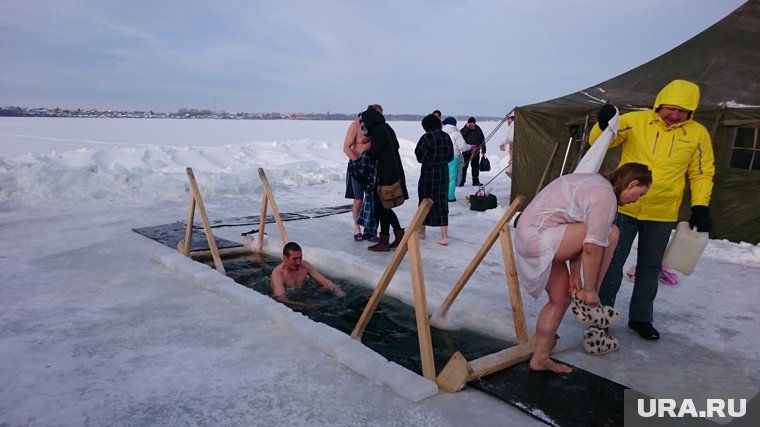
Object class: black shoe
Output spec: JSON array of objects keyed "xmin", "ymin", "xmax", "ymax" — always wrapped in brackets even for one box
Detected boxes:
[
  {"xmin": 472, "ymin": 182, "xmax": 481, "ymax": 186},
  {"xmin": 448, "ymin": 198, "xmax": 456, "ymax": 202},
  {"xmin": 628, "ymin": 320, "xmax": 660, "ymax": 340}
]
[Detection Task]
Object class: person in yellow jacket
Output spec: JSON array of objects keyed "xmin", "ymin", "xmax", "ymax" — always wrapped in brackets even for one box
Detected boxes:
[{"xmin": 588, "ymin": 79, "xmax": 715, "ymax": 342}]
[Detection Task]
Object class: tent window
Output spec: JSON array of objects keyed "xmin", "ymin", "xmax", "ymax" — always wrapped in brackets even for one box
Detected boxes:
[{"xmin": 730, "ymin": 128, "xmax": 760, "ymax": 171}]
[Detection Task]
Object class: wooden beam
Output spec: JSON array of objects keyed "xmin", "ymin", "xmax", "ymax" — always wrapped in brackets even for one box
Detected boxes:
[
  {"xmin": 407, "ymin": 231, "xmax": 436, "ymax": 381},
  {"xmin": 257, "ymin": 192, "xmax": 268, "ymax": 252},
  {"xmin": 436, "ymin": 351, "xmax": 471, "ymax": 393},
  {"xmin": 258, "ymin": 168, "xmax": 289, "ymax": 246},
  {"xmin": 188, "ymin": 246, "xmax": 252, "ymax": 260},
  {"xmin": 499, "ymin": 226, "xmax": 528, "ymax": 344},
  {"xmin": 185, "ymin": 168, "xmax": 225, "ymax": 275},
  {"xmin": 429, "ymin": 196, "xmax": 524, "ymax": 323},
  {"xmin": 182, "ymin": 193, "xmax": 196, "ymax": 256},
  {"xmin": 467, "ymin": 343, "xmax": 534, "ymax": 381},
  {"xmin": 351, "ymin": 199, "xmax": 432, "ymax": 340}
]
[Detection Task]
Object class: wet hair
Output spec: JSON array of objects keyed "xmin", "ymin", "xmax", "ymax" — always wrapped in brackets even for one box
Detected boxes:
[
  {"xmin": 367, "ymin": 104, "xmax": 383, "ymax": 114},
  {"xmin": 422, "ymin": 114, "xmax": 442, "ymax": 132},
  {"xmin": 602, "ymin": 162, "xmax": 653, "ymax": 199},
  {"xmin": 283, "ymin": 241, "xmax": 302, "ymax": 257},
  {"xmin": 432, "ymin": 110, "xmax": 442, "ymax": 117}
]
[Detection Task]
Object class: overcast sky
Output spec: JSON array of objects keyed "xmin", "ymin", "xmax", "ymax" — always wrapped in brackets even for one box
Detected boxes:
[{"xmin": 0, "ymin": 0, "xmax": 747, "ymax": 116}]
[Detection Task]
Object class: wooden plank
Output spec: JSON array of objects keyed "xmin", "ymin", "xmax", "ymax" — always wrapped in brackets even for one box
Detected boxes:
[
  {"xmin": 182, "ymin": 195, "xmax": 196, "ymax": 256},
  {"xmin": 467, "ymin": 343, "xmax": 534, "ymax": 381},
  {"xmin": 257, "ymin": 192, "xmax": 268, "ymax": 252},
  {"xmin": 429, "ymin": 196, "xmax": 524, "ymax": 323},
  {"xmin": 188, "ymin": 246, "xmax": 251, "ymax": 259},
  {"xmin": 185, "ymin": 168, "xmax": 226, "ymax": 275},
  {"xmin": 499, "ymin": 225, "xmax": 529, "ymax": 344},
  {"xmin": 435, "ymin": 351, "xmax": 471, "ymax": 393},
  {"xmin": 351, "ymin": 199, "xmax": 432, "ymax": 340},
  {"xmin": 407, "ymin": 231, "xmax": 436, "ymax": 381},
  {"xmin": 258, "ymin": 168, "xmax": 289, "ymax": 245}
]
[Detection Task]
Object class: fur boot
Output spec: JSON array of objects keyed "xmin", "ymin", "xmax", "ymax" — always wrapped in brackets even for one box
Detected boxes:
[
  {"xmin": 571, "ymin": 291, "xmax": 621, "ymax": 329},
  {"xmin": 584, "ymin": 327, "xmax": 619, "ymax": 355}
]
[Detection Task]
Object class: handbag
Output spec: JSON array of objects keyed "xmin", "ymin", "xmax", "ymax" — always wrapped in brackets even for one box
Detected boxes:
[
  {"xmin": 378, "ymin": 180, "xmax": 405, "ymax": 209},
  {"xmin": 470, "ymin": 193, "xmax": 497, "ymax": 211},
  {"xmin": 479, "ymin": 155, "xmax": 491, "ymax": 172}
]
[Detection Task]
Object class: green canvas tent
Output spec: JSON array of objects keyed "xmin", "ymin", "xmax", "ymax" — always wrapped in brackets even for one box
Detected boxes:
[{"xmin": 512, "ymin": 0, "xmax": 760, "ymax": 244}]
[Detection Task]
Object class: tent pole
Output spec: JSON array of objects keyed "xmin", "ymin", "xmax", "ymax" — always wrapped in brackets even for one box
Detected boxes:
[
  {"xmin": 536, "ymin": 141, "xmax": 560, "ymax": 196},
  {"xmin": 559, "ymin": 137, "xmax": 573, "ymax": 176}
]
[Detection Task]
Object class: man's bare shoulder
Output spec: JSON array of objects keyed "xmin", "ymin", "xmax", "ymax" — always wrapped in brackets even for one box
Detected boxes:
[{"xmin": 271, "ymin": 263, "xmax": 285, "ymax": 276}]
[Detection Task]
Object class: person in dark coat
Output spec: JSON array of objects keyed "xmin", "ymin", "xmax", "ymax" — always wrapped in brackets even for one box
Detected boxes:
[
  {"xmin": 415, "ymin": 114, "xmax": 454, "ymax": 245},
  {"xmin": 460, "ymin": 117, "xmax": 486, "ymax": 186},
  {"xmin": 360, "ymin": 107, "xmax": 408, "ymax": 251}
]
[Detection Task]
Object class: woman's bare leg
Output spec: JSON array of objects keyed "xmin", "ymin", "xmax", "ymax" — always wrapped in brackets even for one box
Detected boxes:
[
  {"xmin": 530, "ymin": 223, "xmax": 590, "ymax": 373},
  {"xmin": 530, "ymin": 262, "xmax": 573, "ymax": 373}
]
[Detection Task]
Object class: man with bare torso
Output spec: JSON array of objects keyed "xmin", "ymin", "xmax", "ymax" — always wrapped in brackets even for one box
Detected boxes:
[
  {"xmin": 344, "ymin": 104, "xmax": 382, "ymax": 241},
  {"xmin": 270, "ymin": 242, "xmax": 346, "ymax": 307}
]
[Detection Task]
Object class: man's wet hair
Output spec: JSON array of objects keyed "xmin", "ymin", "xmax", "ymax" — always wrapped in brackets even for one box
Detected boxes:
[{"xmin": 283, "ymin": 242, "xmax": 302, "ymax": 256}]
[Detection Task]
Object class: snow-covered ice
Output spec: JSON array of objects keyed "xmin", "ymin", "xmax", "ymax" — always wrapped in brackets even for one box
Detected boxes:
[{"xmin": 1, "ymin": 117, "xmax": 758, "ymax": 425}]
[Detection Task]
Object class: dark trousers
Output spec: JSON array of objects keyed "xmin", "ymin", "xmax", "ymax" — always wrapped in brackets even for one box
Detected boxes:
[
  {"xmin": 599, "ymin": 213, "xmax": 675, "ymax": 322},
  {"xmin": 459, "ymin": 149, "xmax": 481, "ymax": 185},
  {"xmin": 373, "ymin": 191, "xmax": 402, "ymax": 235}
]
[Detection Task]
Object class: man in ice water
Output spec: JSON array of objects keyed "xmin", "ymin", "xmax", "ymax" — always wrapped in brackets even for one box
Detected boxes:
[{"xmin": 270, "ymin": 242, "xmax": 346, "ymax": 306}]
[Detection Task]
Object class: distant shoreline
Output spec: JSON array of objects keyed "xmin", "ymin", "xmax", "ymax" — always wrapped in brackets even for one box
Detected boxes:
[{"xmin": 0, "ymin": 106, "xmax": 505, "ymax": 122}]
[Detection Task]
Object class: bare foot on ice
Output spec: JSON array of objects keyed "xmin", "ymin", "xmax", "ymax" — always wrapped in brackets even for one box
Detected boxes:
[
  {"xmin": 417, "ymin": 232, "xmax": 426, "ymax": 240},
  {"xmin": 437, "ymin": 238, "xmax": 448, "ymax": 245},
  {"xmin": 529, "ymin": 356, "xmax": 573, "ymax": 374}
]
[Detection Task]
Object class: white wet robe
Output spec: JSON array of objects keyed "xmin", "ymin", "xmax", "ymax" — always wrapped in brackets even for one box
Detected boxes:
[{"xmin": 514, "ymin": 173, "xmax": 617, "ymax": 298}]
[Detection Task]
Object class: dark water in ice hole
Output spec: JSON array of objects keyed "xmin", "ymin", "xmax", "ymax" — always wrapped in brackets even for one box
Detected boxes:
[{"xmin": 216, "ymin": 253, "xmax": 511, "ymax": 376}]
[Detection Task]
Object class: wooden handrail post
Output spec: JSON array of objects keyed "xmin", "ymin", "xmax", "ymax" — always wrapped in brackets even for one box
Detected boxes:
[
  {"xmin": 430, "ymin": 196, "xmax": 524, "ymax": 322},
  {"xmin": 257, "ymin": 168, "xmax": 289, "ymax": 249},
  {"xmin": 185, "ymin": 167, "xmax": 226, "ymax": 275},
  {"xmin": 351, "ymin": 199, "xmax": 433, "ymax": 340}
]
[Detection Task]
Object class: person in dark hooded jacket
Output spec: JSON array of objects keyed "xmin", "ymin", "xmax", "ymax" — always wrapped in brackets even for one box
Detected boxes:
[{"xmin": 360, "ymin": 107, "xmax": 408, "ymax": 251}]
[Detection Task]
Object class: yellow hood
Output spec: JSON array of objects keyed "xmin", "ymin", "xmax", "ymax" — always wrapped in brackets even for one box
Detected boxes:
[{"xmin": 653, "ymin": 79, "xmax": 700, "ymax": 115}]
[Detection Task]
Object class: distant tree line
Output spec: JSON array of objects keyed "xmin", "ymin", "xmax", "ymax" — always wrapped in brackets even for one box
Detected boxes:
[{"xmin": 1, "ymin": 105, "xmax": 502, "ymax": 121}]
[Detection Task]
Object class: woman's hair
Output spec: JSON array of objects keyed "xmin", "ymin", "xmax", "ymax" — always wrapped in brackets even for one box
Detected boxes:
[
  {"xmin": 602, "ymin": 162, "xmax": 652, "ymax": 198},
  {"xmin": 421, "ymin": 114, "xmax": 442, "ymax": 132}
]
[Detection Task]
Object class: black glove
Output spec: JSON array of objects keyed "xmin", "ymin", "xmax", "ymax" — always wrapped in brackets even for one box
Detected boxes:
[
  {"xmin": 597, "ymin": 104, "xmax": 617, "ymax": 131},
  {"xmin": 689, "ymin": 205, "xmax": 713, "ymax": 232}
]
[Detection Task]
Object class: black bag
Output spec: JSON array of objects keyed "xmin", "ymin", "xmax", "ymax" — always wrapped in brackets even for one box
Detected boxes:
[
  {"xmin": 479, "ymin": 155, "xmax": 491, "ymax": 172},
  {"xmin": 469, "ymin": 193, "xmax": 497, "ymax": 211}
]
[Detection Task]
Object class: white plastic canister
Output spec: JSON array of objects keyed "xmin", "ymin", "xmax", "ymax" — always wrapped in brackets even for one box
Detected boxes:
[{"xmin": 661, "ymin": 221, "xmax": 709, "ymax": 275}]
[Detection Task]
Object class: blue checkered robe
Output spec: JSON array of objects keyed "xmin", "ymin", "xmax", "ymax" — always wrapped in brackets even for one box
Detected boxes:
[
  {"xmin": 348, "ymin": 151, "xmax": 378, "ymax": 236},
  {"xmin": 415, "ymin": 130, "xmax": 454, "ymax": 226}
]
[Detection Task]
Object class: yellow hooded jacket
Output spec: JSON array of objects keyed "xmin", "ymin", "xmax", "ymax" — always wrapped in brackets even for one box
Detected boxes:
[{"xmin": 589, "ymin": 79, "xmax": 715, "ymax": 222}]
